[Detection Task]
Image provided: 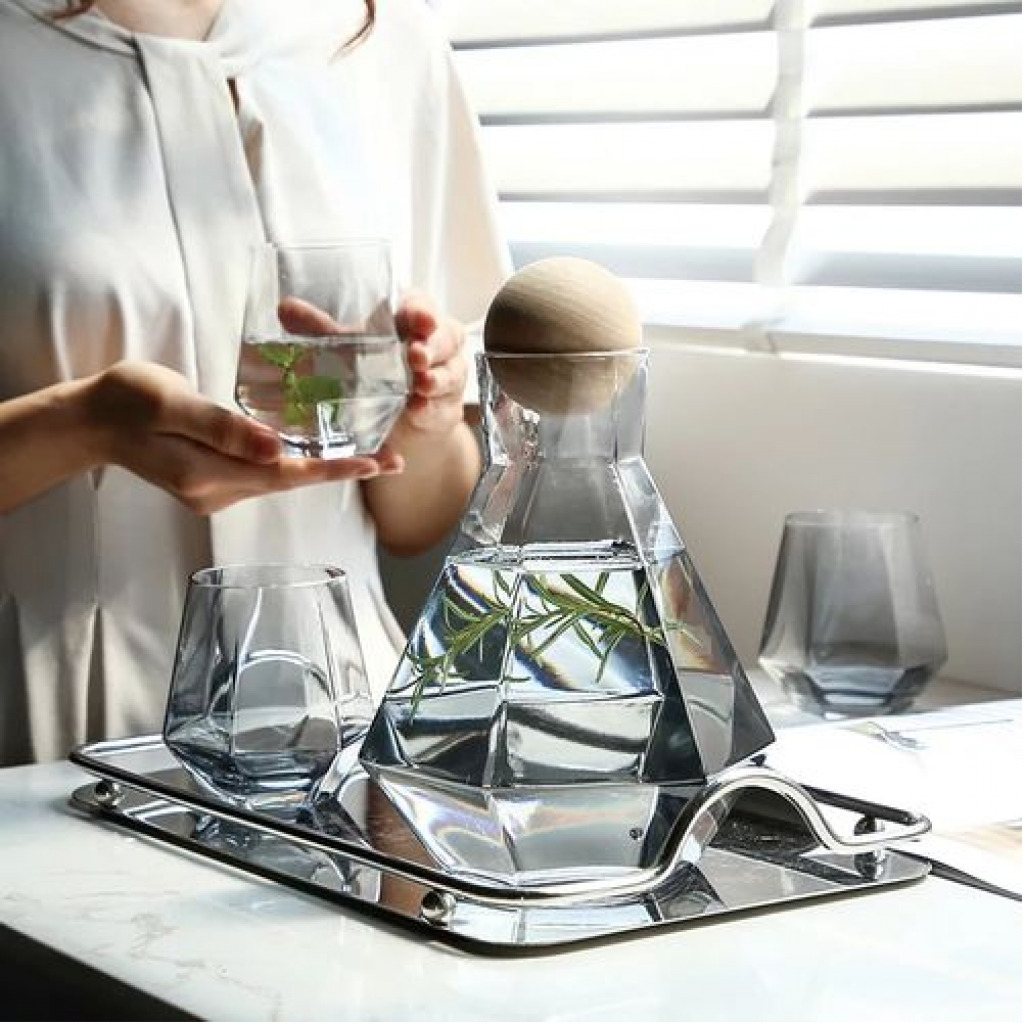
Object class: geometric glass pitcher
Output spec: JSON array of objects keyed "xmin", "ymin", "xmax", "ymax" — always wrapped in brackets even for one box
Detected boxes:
[{"xmin": 359, "ymin": 349, "xmax": 774, "ymax": 788}]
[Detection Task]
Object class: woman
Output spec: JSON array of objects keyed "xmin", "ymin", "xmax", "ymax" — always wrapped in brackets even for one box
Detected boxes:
[{"xmin": 0, "ymin": 0, "xmax": 511, "ymax": 765}]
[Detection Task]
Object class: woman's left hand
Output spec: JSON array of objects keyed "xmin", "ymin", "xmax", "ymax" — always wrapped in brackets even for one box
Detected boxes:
[
  {"xmin": 394, "ymin": 290, "xmax": 469, "ymax": 437},
  {"xmin": 363, "ymin": 291, "xmax": 482, "ymax": 554}
]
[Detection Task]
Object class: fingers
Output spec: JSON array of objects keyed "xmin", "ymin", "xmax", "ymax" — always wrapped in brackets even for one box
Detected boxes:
[
  {"xmin": 366, "ymin": 445, "xmax": 405, "ymax": 475},
  {"xmin": 271, "ymin": 449, "xmax": 404, "ymax": 489},
  {"xmin": 407, "ymin": 325, "xmax": 464, "ymax": 376},
  {"xmin": 131, "ymin": 434, "xmax": 404, "ymax": 515},
  {"xmin": 92, "ymin": 360, "xmax": 409, "ymax": 514},
  {"xmin": 395, "ymin": 290, "xmax": 439, "ymax": 343},
  {"xmin": 395, "ymin": 293, "xmax": 464, "ymax": 356},
  {"xmin": 93, "ymin": 361, "xmax": 283, "ymax": 465},
  {"xmin": 278, "ymin": 296, "xmax": 345, "ymax": 336},
  {"xmin": 411, "ymin": 357, "xmax": 466, "ymax": 400},
  {"xmin": 396, "ymin": 294, "xmax": 467, "ymax": 399},
  {"xmin": 163, "ymin": 389, "xmax": 282, "ymax": 463}
]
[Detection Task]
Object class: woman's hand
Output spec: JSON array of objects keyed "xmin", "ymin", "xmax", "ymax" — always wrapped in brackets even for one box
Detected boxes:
[
  {"xmin": 360, "ymin": 292, "xmax": 481, "ymax": 555},
  {"xmin": 85, "ymin": 361, "xmax": 401, "ymax": 515},
  {"xmin": 274, "ymin": 289, "xmax": 470, "ymax": 439},
  {"xmin": 394, "ymin": 290, "xmax": 470, "ymax": 438}
]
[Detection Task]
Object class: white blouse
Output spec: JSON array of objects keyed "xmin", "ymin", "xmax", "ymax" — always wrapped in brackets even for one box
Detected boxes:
[{"xmin": 0, "ymin": 0, "xmax": 510, "ymax": 764}]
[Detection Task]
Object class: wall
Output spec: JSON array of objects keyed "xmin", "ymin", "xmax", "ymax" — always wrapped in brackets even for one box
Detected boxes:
[
  {"xmin": 380, "ymin": 346, "xmax": 1022, "ymax": 695},
  {"xmin": 644, "ymin": 345, "xmax": 1021, "ymax": 693}
]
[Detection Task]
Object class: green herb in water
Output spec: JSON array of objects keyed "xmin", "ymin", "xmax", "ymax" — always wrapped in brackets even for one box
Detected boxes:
[
  {"xmin": 405, "ymin": 570, "xmax": 684, "ymax": 716},
  {"xmin": 258, "ymin": 342, "xmax": 343, "ymax": 427}
]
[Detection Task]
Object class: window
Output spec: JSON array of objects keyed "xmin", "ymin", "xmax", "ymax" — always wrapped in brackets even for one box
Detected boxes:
[{"xmin": 438, "ymin": 0, "xmax": 1022, "ymax": 367}]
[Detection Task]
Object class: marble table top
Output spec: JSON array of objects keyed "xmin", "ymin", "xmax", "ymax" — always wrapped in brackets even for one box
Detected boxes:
[{"xmin": 0, "ymin": 752, "xmax": 1020, "ymax": 1022}]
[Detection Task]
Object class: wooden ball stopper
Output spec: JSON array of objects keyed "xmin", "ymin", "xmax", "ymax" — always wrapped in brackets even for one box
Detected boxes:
[{"xmin": 483, "ymin": 258, "xmax": 642, "ymax": 414}]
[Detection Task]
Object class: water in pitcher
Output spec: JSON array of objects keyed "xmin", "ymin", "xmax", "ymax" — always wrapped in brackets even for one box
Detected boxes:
[{"xmin": 365, "ymin": 541, "xmax": 694, "ymax": 787}]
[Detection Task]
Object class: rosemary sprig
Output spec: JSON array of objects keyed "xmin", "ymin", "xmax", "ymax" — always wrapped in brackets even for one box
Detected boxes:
[{"xmin": 404, "ymin": 569, "xmax": 674, "ymax": 715}]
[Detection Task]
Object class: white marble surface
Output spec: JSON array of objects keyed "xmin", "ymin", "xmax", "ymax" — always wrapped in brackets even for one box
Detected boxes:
[{"xmin": 0, "ymin": 753, "xmax": 1021, "ymax": 1022}]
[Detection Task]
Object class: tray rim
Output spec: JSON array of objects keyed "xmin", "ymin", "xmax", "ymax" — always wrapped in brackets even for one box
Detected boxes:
[{"xmin": 67, "ymin": 734, "xmax": 933, "ymax": 953}]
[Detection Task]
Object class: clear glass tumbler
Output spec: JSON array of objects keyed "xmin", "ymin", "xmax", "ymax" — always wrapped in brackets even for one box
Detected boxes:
[
  {"xmin": 235, "ymin": 240, "xmax": 409, "ymax": 458},
  {"xmin": 758, "ymin": 511, "xmax": 948, "ymax": 716},
  {"xmin": 163, "ymin": 564, "xmax": 374, "ymax": 810}
]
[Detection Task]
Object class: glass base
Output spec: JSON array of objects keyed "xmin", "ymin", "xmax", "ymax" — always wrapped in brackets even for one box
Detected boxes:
[
  {"xmin": 282, "ymin": 436, "xmax": 358, "ymax": 460},
  {"xmin": 780, "ymin": 668, "xmax": 932, "ymax": 718},
  {"xmin": 241, "ymin": 391, "xmax": 407, "ymax": 459}
]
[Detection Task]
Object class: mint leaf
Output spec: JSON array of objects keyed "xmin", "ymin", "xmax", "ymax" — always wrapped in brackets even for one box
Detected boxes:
[
  {"xmin": 293, "ymin": 375, "xmax": 343, "ymax": 406},
  {"xmin": 258, "ymin": 343, "xmax": 300, "ymax": 370}
]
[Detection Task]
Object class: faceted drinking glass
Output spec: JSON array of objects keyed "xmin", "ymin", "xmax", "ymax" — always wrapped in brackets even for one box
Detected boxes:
[
  {"xmin": 163, "ymin": 564, "xmax": 374, "ymax": 810},
  {"xmin": 235, "ymin": 240, "xmax": 409, "ymax": 458},
  {"xmin": 758, "ymin": 511, "xmax": 948, "ymax": 716}
]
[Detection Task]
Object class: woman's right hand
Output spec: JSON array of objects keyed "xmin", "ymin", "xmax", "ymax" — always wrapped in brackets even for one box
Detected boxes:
[
  {"xmin": 1, "ymin": 360, "xmax": 401, "ymax": 516},
  {"xmin": 84, "ymin": 361, "xmax": 403, "ymax": 514}
]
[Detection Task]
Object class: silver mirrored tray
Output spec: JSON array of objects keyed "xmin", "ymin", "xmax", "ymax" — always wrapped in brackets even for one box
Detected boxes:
[{"xmin": 69, "ymin": 736, "xmax": 931, "ymax": 953}]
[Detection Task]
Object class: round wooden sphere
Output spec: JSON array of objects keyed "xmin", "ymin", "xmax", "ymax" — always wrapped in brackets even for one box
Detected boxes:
[{"xmin": 483, "ymin": 257, "xmax": 642, "ymax": 414}]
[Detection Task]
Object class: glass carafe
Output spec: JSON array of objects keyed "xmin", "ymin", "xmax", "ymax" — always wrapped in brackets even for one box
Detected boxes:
[{"xmin": 360, "ymin": 349, "xmax": 773, "ymax": 789}]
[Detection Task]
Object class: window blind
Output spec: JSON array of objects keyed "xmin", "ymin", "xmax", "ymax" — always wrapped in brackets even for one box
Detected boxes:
[{"xmin": 437, "ymin": 0, "xmax": 1022, "ymax": 366}]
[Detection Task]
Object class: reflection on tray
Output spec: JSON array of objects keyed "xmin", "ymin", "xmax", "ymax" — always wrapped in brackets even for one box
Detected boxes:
[{"xmin": 67, "ymin": 733, "xmax": 932, "ymax": 951}]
